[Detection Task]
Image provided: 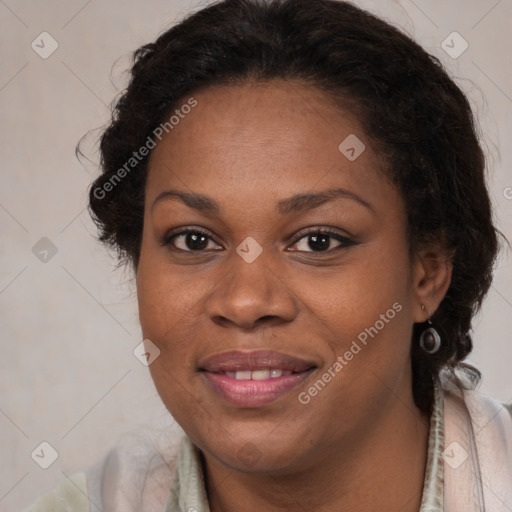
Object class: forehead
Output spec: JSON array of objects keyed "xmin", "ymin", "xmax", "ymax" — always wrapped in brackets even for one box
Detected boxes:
[{"xmin": 146, "ymin": 80, "xmax": 394, "ymax": 213}]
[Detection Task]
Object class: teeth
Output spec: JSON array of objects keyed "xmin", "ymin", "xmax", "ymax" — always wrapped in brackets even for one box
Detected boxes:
[
  {"xmin": 228, "ymin": 369, "xmax": 292, "ymax": 380},
  {"xmin": 235, "ymin": 371, "xmax": 252, "ymax": 380},
  {"xmin": 251, "ymin": 370, "xmax": 270, "ymax": 380}
]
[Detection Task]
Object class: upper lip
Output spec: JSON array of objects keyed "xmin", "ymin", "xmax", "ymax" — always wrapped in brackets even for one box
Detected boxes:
[{"xmin": 199, "ymin": 350, "xmax": 316, "ymax": 373}]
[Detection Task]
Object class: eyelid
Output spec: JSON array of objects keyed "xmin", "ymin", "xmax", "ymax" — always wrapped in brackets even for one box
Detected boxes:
[
  {"xmin": 161, "ymin": 225, "xmax": 356, "ymax": 253},
  {"xmin": 286, "ymin": 227, "xmax": 356, "ymax": 254},
  {"xmin": 161, "ymin": 226, "xmax": 223, "ymax": 250},
  {"xmin": 287, "ymin": 225, "xmax": 355, "ymax": 244}
]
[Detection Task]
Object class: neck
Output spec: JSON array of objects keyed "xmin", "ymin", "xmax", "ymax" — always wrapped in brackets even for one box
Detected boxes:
[{"xmin": 203, "ymin": 386, "xmax": 430, "ymax": 512}]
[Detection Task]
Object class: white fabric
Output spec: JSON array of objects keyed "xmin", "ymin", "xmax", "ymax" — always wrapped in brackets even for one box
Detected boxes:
[
  {"xmin": 419, "ymin": 380, "xmax": 444, "ymax": 511},
  {"xmin": 84, "ymin": 429, "xmax": 182, "ymax": 512},
  {"xmin": 23, "ymin": 472, "xmax": 89, "ymax": 512},
  {"xmin": 24, "ymin": 379, "xmax": 512, "ymax": 511},
  {"xmin": 443, "ymin": 377, "xmax": 512, "ymax": 511}
]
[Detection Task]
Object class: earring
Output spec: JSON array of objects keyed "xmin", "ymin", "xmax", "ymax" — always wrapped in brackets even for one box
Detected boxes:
[
  {"xmin": 419, "ymin": 306, "xmax": 441, "ymax": 354},
  {"xmin": 420, "ymin": 327, "xmax": 441, "ymax": 354}
]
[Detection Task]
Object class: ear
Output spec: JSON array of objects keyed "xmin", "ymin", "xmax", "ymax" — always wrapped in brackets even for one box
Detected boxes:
[{"xmin": 412, "ymin": 246, "xmax": 453, "ymax": 323}]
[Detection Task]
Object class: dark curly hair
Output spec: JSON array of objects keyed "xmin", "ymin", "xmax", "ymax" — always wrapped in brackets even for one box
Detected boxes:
[{"xmin": 87, "ymin": 0, "xmax": 500, "ymax": 414}]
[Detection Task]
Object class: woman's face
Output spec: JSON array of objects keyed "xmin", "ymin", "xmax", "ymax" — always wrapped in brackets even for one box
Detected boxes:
[{"xmin": 137, "ymin": 80, "xmax": 431, "ymax": 473}]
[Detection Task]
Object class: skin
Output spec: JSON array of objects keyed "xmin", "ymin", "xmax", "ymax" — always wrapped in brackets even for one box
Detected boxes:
[{"xmin": 136, "ymin": 80, "xmax": 452, "ymax": 512}]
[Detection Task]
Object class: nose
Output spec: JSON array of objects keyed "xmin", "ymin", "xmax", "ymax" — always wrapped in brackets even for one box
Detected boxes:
[{"xmin": 206, "ymin": 249, "xmax": 298, "ymax": 330}]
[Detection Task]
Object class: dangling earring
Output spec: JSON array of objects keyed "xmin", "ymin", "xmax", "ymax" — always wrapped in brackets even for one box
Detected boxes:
[{"xmin": 419, "ymin": 306, "xmax": 441, "ymax": 354}]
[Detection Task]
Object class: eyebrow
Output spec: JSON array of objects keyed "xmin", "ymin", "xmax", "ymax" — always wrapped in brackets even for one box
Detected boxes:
[
  {"xmin": 277, "ymin": 188, "xmax": 373, "ymax": 215},
  {"xmin": 151, "ymin": 187, "xmax": 373, "ymax": 215}
]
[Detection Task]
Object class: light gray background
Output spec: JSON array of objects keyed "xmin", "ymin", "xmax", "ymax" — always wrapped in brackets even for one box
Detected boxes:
[{"xmin": 1, "ymin": 0, "xmax": 511, "ymax": 510}]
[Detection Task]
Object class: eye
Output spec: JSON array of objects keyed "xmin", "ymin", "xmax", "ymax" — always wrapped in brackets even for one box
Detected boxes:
[
  {"xmin": 162, "ymin": 228, "xmax": 223, "ymax": 252},
  {"xmin": 288, "ymin": 228, "xmax": 355, "ymax": 253}
]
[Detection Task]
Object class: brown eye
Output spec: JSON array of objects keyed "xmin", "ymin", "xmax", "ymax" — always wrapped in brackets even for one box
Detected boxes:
[
  {"xmin": 163, "ymin": 229, "xmax": 223, "ymax": 252},
  {"xmin": 289, "ymin": 229, "xmax": 355, "ymax": 253}
]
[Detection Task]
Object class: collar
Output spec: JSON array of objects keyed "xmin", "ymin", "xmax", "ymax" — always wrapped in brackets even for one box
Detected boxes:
[{"xmin": 165, "ymin": 382, "xmax": 446, "ymax": 512}]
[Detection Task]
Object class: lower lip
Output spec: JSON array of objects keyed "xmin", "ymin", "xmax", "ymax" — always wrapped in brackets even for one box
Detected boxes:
[{"xmin": 202, "ymin": 370, "xmax": 314, "ymax": 407}]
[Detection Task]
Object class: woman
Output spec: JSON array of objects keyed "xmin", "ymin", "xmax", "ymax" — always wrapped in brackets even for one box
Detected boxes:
[{"xmin": 26, "ymin": 0, "xmax": 512, "ymax": 510}]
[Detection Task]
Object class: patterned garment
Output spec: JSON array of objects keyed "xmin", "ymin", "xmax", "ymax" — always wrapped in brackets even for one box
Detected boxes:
[
  {"xmin": 25, "ymin": 379, "xmax": 512, "ymax": 512},
  {"xmin": 419, "ymin": 380, "xmax": 445, "ymax": 511},
  {"xmin": 165, "ymin": 382, "xmax": 447, "ymax": 512}
]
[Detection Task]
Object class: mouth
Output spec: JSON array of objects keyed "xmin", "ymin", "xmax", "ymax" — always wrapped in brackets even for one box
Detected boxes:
[
  {"xmin": 199, "ymin": 350, "xmax": 317, "ymax": 407},
  {"xmin": 223, "ymin": 369, "xmax": 294, "ymax": 379}
]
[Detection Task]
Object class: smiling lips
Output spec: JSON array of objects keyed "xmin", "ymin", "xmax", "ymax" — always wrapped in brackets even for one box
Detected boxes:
[{"xmin": 199, "ymin": 350, "xmax": 316, "ymax": 407}]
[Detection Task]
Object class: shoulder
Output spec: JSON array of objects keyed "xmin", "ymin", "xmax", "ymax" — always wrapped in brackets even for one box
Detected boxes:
[
  {"xmin": 23, "ymin": 428, "xmax": 184, "ymax": 512},
  {"xmin": 441, "ymin": 373, "xmax": 512, "ymax": 423},
  {"xmin": 441, "ymin": 375, "xmax": 512, "ymax": 473},
  {"xmin": 442, "ymin": 378, "xmax": 512, "ymax": 509},
  {"xmin": 462, "ymin": 385, "xmax": 512, "ymax": 430},
  {"xmin": 443, "ymin": 378, "xmax": 512, "ymax": 433}
]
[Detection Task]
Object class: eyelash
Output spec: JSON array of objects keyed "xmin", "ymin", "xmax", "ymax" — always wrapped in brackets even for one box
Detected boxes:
[{"xmin": 161, "ymin": 226, "xmax": 356, "ymax": 254}]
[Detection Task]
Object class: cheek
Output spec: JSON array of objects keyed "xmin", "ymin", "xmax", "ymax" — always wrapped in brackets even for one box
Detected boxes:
[
  {"xmin": 293, "ymin": 240, "xmax": 413, "ymax": 392},
  {"xmin": 137, "ymin": 250, "xmax": 210, "ymax": 338},
  {"xmin": 136, "ymin": 257, "xmax": 210, "ymax": 424},
  {"xmin": 296, "ymin": 243, "xmax": 411, "ymax": 339},
  {"xmin": 136, "ymin": 257, "xmax": 202, "ymax": 397}
]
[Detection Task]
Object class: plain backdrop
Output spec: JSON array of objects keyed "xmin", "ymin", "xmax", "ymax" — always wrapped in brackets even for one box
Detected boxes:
[{"xmin": 1, "ymin": 0, "xmax": 511, "ymax": 510}]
